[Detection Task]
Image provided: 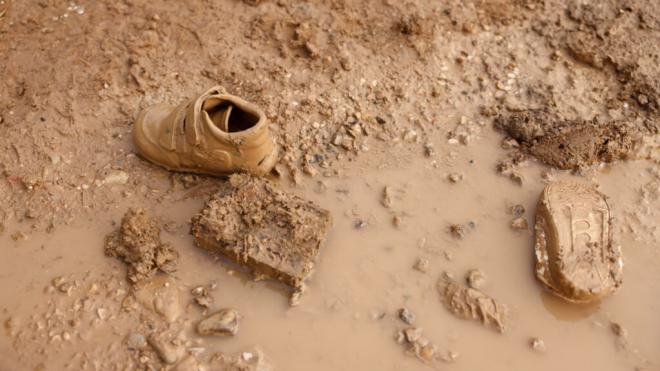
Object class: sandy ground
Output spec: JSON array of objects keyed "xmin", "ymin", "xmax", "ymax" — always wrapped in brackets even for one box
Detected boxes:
[{"xmin": 0, "ymin": 0, "xmax": 659, "ymax": 370}]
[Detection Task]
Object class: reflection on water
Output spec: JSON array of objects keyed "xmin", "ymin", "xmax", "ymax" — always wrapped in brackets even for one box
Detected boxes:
[{"xmin": 539, "ymin": 290, "xmax": 601, "ymax": 321}]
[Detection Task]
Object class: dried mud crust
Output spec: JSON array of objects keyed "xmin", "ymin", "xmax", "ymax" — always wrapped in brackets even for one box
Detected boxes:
[
  {"xmin": 191, "ymin": 174, "xmax": 332, "ymax": 298},
  {"xmin": 105, "ymin": 208, "xmax": 178, "ymax": 284},
  {"xmin": 534, "ymin": 181, "xmax": 623, "ymax": 303},
  {"xmin": 438, "ymin": 277, "xmax": 506, "ymax": 333},
  {"xmin": 494, "ymin": 108, "xmax": 655, "ymax": 169}
]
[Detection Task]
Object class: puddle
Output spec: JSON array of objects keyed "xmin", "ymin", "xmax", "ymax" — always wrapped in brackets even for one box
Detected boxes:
[{"xmin": 1, "ymin": 128, "xmax": 659, "ymax": 370}]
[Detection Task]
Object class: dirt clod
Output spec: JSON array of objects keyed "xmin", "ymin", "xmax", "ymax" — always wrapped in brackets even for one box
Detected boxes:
[
  {"xmin": 438, "ymin": 277, "xmax": 506, "ymax": 333},
  {"xmin": 105, "ymin": 208, "xmax": 178, "ymax": 284},
  {"xmin": 192, "ymin": 174, "xmax": 332, "ymax": 300},
  {"xmin": 495, "ymin": 109, "xmax": 653, "ymax": 170}
]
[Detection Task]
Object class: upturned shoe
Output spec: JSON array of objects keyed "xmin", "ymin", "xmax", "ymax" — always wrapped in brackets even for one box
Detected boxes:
[
  {"xmin": 534, "ymin": 181, "xmax": 623, "ymax": 303},
  {"xmin": 133, "ymin": 86, "xmax": 278, "ymax": 176}
]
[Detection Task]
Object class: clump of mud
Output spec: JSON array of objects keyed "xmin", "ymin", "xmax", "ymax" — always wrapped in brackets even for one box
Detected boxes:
[
  {"xmin": 105, "ymin": 208, "xmax": 178, "ymax": 284},
  {"xmin": 438, "ymin": 276, "xmax": 506, "ymax": 333},
  {"xmin": 494, "ymin": 108, "xmax": 652, "ymax": 170},
  {"xmin": 192, "ymin": 174, "xmax": 332, "ymax": 303}
]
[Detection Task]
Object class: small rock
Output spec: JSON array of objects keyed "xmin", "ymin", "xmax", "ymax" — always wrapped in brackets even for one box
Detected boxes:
[
  {"xmin": 417, "ymin": 343, "xmax": 436, "ymax": 361},
  {"xmin": 501, "ymin": 137, "xmax": 520, "ymax": 149},
  {"xmin": 191, "ymin": 285, "xmax": 213, "ymax": 308},
  {"xmin": 447, "ymin": 172, "xmax": 464, "ymax": 183},
  {"xmin": 398, "ymin": 308, "xmax": 415, "ymax": 325},
  {"xmin": 530, "ymin": 337, "xmax": 546, "ymax": 353},
  {"xmin": 510, "ymin": 217, "xmax": 529, "ymax": 230},
  {"xmin": 403, "ymin": 130, "xmax": 418, "ymax": 142},
  {"xmin": 510, "ymin": 172, "xmax": 524, "ymax": 185},
  {"xmin": 101, "ymin": 171, "xmax": 129, "ymax": 186},
  {"xmin": 52, "ymin": 276, "xmax": 74, "ymax": 294},
  {"xmin": 449, "ymin": 223, "xmax": 466, "ymax": 239},
  {"xmin": 403, "ymin": 327, "xmax": 423, "ymax": 343},
  {"xmin": 49, "ymin": 154, "xmax": 61, "ymax": 165},
  {"xmin": 466, "ymin": 269, "xmax": 486, "ymax": 289},
  {"xmin": 423, "ymin": 143, "xmax": 435, "ymax": 157},
  {"xmin": 439, "ymin": 350, "xmax": 459, "ymax": 363},
  {"xmin": 392, "ymin": 215, "xmax": 404, "ymax": 228},
  {"xmin": 381, "ymin": 186, "xmax": 394, "ymax": 208},
  {"xmin": 509, "ymin": 204, "xmax": 525, "ymax": 217},
  {"xmin": 126, "ymin": 332, "xmax": 147, "ymax": 350},
  {"xmin": 96, "ymin": 307, "xmax": 109, "ymax": 320},
  {"xmin": 413, "ymin": 257, "xmax": 429, "ymax": 273},
  {"xmin": 197, "ymin": 309, "xmax": 240, "ymax": 336},
  {"xmin": 354, "ymin": 220, "xmax": 368, "ymax": 229}
]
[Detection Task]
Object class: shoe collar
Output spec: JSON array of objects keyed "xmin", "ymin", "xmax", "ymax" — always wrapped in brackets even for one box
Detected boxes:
[{"xmin": 184, "ymin": 87, "xmax": 266, "ymax": 146}]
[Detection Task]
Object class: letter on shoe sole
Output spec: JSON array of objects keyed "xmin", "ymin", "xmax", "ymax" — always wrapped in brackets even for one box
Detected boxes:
[{"xmin": 534, "ymin": 181, "xmax": 622, "ymax": 303}]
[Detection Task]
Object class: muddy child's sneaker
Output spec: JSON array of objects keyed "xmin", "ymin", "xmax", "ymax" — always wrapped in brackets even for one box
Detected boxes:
[
  {"xmin": 133, "ymin": 86, "xmax": 278, "ymax": 176},
  {"xmin": 534, "ymin": 181, "xmax": 623, "ymax": 303}
]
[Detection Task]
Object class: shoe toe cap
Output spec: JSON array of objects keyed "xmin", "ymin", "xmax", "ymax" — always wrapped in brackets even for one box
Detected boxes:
[{"xmin": 133, "ymin": 104, "xmax": 175, "ymax": 165}]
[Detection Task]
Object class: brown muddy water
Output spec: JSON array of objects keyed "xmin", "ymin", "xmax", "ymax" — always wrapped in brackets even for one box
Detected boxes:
[{"xmin": 1, "ymin": 128, "xmax": 659, "ymax": 371}]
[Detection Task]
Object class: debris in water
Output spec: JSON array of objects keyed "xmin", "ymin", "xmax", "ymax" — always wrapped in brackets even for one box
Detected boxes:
[
  {"xmin": 197, "ymin": 309, "xmax": 241, "ymax": 337},
  {"xmin": 438, "ymin": 276, "xmax": 506, "ymax": 333}
]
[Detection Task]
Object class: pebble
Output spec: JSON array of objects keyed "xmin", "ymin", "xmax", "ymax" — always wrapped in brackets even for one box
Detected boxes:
[
  {"xmin": 447, "ymin": 172, "xmax": 464, "ymax": 183},
  {"xmin": 403, "ymin": 129, "xmax": 417, "ymax": 142},
  {"xmin": 392, "ymin": 215, "xmax": 404, "ymax": 227},
  {"xmin": 449, "ymin": 223, "xmax": 466, "ymax": 239},
  {"xmin": 354, "ymin": 220, "xmax": 368, "ymax": 229},
  {"xmin": 191, "ymin": 285, "xmax": 213, "ymax": 308},
  {"xmin": 466, "ymin": 269, "xmax": 486, "ymax": 289},
  {"xmin": 530, "ymin": 337, "xmax": 546, "ymax": 353},
  {"xmin": 126, "ymin": 332, "xmax": 147, "ymax": 350},
  {"xmin": 100, "ymin": 170, "xmax": 129, "ymax": 186},
  {"xmin": 413, "ymin": 257, "xmax": 429, "ymax": 273},
  {"xmin": 510, "ymin": 204, "xmax": 525, "ymax": 217},
  {"xmin": 439, "ymin": 350, "xmax": 459, "ymax": 363},
  {"xmin": 423, "ymin": 143, "xmax": 435, "ymax": 157},
  {"xmin": 197, "ymin": 309, "xmax": 240, "ymax": 336},
  {"xmin": 510, "ymin": 217, "xmax": 529, "ymax": 230},
  {"xmin": 398, "ymin": 307, "xmax": 415, "ymax": 325}
]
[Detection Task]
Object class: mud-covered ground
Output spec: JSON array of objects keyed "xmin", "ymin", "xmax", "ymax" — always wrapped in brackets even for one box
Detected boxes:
[{"xmin": 0, "ymin": 0, "xmax": 658, "ymax": 370}]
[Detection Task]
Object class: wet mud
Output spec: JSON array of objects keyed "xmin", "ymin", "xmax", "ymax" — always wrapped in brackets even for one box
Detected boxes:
[{"xmin": 1, "ymin": 0, "xmax": 659, "ymax": 370}]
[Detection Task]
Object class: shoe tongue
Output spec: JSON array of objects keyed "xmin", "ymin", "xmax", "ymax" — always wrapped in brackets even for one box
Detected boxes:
[{"xmin": 203, "ymin": 103, "xmax": 233, "ymax": 133}]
